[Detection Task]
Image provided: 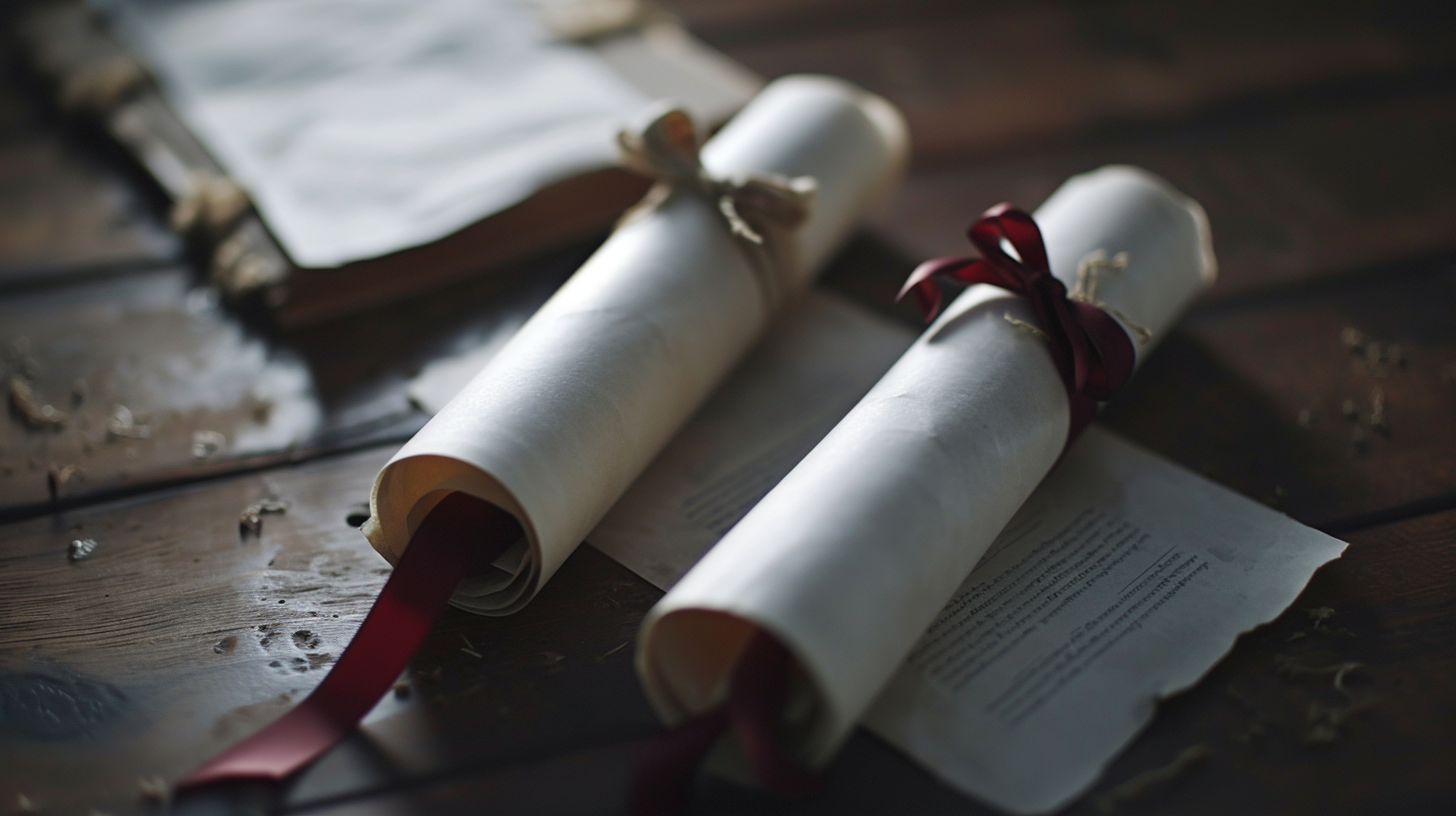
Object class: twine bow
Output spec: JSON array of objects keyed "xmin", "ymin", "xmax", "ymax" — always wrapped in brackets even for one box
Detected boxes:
[
  {"xmin": 618, "ymin": 106, "xmax": 816, "ymax": 312},
  {"xmin": 896, "ymin": 203, "xmax": 1138, "ymax": 441}
]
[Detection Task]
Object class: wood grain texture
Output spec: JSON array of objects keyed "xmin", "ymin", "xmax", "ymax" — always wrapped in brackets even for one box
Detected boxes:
[
  {"xmin": 0, "ymin": 132, "xmax": 178, "ymax": 286},
  {"xmin": 0, "ymin": 243, "xmax": 586, "ymax": 519},
  {"xmin": 692, "ymin": 0, "xmax": 1456, "ymax": 162},
  {"xmin": 0, "ymin": 268, "xmax": 347, "ymax": 515},
  {"xmin": 0, "ymin": 443, "xmax": 662, "ymax": 816},
  {"xmin": 1102, "ymin": 262, "xmax": 1456, "ymax": 531},
  {"xmin": 870, "ymin": 91, "xmax": 1456, "ymax": 302},
  {"xmin": 0, "ymin": 36, "xmax": 179, "ymax": 287},
  {"xmin": 0, "ymin": 445, "xmax": 398, "ymax": 816}
]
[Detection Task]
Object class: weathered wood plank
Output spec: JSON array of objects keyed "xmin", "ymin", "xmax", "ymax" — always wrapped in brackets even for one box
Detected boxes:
[
  {"xmin": 0, "ymin": 34, "xmax": 179, "ymax": 286},
  {"xmin": 0, "ymin": 445, "xmax": 395, "ymax": 816},
  {"xmin": 0, "ymin": 244, "xmax": 583, "ymax": 518},
  {"xmin": 870, "ymin": 92, "xmax": 1456, "ymax": 302},
  {"xmin": 0, "ymin": 443, "xmax": 660, "ymax": 816},
  {"xmin": 703, "ymin": 0, "xmax": 1456, "ymax": 162},
  {"xmin": 0, "ymin": 132, "xmax": 178, "ymax": 286},
  {"xmin": 660, "ymin": 0, "xmax": 983, "ymax": 44},
  {"xmin": 1102, "ymin": 262, "xmax": 1456, "ymax": 531},
  {"xmin": 0, "ymin": 268, "xmax": 329, "ymax": 513}
]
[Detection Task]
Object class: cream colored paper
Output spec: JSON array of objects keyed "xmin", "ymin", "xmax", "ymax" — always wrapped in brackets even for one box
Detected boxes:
[
  {"xmin": 364, "ymin": 76, "xmax": 908, "ymax": 615},
  {"xmin": 94, "ymin": 0, "xmax": 755, "ymax": 268},
  {"xmin": 404, "ymin": 289, "xmax": 916, "ymax": 587},
  {"xmin": 589, "ymin": 290, "xmax": 917, "ymax": 589},
  {"xmin": 637, "ymin": 166, "xmax": 1217, "ymax": 769},
  {"xmin": 863, "ymin": 426, "xmax": 1346, "ymax": 814}
]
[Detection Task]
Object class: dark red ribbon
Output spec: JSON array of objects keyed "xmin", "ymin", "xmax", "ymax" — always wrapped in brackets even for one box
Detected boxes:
[
  {"xmin": 628, "ymin": 630, "xmax": 820, "ymax": 815},
  {"xmin": 177, "ymin": 492, "xmax": 521, "ymax": 789},
  {"xmin": 896, "ymin": 203, "xmax": 1136, "ymax": 440}
]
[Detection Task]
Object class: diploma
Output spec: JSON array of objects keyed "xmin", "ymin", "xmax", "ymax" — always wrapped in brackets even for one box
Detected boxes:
[
  {"xmin": 363, "ymin": 75, "xmax": 908, "ymax": 614},
  {"xmin": 635, "ymin": 166, "xmax": 1216, "ymax": 772}
]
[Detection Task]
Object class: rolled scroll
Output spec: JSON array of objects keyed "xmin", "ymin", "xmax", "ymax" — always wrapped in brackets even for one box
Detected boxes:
[
  {"xmin": 363, "ymin": 75, "xmax": 908, "ymax": 615},
  {"xmin": 636, "ymin": 166, "xmax": 1216, "ymax": 771}
]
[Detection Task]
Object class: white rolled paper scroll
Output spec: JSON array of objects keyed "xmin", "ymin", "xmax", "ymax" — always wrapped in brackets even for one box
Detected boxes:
[
  {"xmin": 363, "ymin": 75, "xmax": 908, "ymax": 614},
  {"xmin": 636, "ymin": 166, "xmax": 1216, "ymax": 769}
]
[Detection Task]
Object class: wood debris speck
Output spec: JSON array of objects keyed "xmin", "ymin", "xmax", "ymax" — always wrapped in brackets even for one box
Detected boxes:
[
  {"xmin": 106, "ymin": 405, "xmax": 151, "ymax": 440},
  {"xmin": 48, "ymin": 463, "xmax": 83, "ymax": 499},
  {"xmin": 1368, "ymin": 387, "xmax": 1389, "ymax": 436},
  {"xmin": 192, "ymin": 429, "xmax": 226, "ymax": 460},
  {"xmin": 1094, "ymin": 744, "xmax": 1212, "ymax": 814},
  {"xmin": 239, "ymin": 496, "xmax": 289, "ymax": 536},
  {"xmin": 9, "ymin": 377, "xmax": 68, "ymax": 429},
  {"xmin": 1273, "ymin": 650, "xmax": 1371, "ymax": 746},
  {"xmin": 137, "ymin": 776, "xmax": 169, "ymax": 804},
  {"xmin": 1341, "ymin": 326, "xmax": 1406, "ymax": 377},
  {"xmin": 4, "ymin": 337, "xmax": 43, "ymax": 380},
  {"xmin": 1231, "ymin": 721, "xmax": 1265, "ymax": 746},
  {"xmin": 68, "ymin": 538, "xmax": 98, "ymax": 562}
]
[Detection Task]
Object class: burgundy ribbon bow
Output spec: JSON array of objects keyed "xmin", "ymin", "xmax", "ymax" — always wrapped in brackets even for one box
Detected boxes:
[{"xmin": 896, "ymin": 203, "xmax": 1137, "ymax": 440}]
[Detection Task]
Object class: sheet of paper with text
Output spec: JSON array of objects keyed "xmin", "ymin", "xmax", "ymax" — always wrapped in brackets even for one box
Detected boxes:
[{"xmin": 862, "ymin": 425, "xmax": 1345, "ymax": 813}]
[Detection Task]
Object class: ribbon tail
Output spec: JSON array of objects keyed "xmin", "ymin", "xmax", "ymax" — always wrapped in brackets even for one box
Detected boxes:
[
  {"xmin": 729, "ymin": 633, "xmax": 821, "ymax": 799},
  {"xmin": 626, "ymin": 630, "xmax": 819, "ymax": 815},
  {"xmin": 177, "ymin": 493, "xmax": 521, "ymax": 789},
  {"xmin": 897, "ymin": 257, "xmax": 983, "ymax": 322},
  {"xmin": 627, "ymin": 708, "xmax": 731, "ymax": 816}
]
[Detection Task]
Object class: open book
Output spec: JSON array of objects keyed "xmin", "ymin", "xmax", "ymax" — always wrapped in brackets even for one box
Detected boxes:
[{"xmin": 18, "ymin": 0, "xmax": 759, "ymax": 326}]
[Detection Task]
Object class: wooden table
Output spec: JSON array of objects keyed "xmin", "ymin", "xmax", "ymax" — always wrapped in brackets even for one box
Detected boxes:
[{"xmin": 2, "ymin": 2, "xmax": 1453, "ymax": 814}]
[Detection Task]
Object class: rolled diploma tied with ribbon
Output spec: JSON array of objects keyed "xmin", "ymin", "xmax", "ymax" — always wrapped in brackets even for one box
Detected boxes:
[
  {"xmin": 635, "ymin": 166, "xmax": 1216, "ymax": 797},
  {"xmin": 364, "ymin": 74, "xmax": 907, "ymax": 611},
  {"xmin": 177, "ymin": 75, "xmax": 907, "ymax": 788}
]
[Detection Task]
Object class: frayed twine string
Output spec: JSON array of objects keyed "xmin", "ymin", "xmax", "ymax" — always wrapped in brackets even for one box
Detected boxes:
[
  {"xmin": 1069, "ymin": 250, "xmax": 1152, "ymax": 344},
  {"xmin": 1002, "ymin": 249, "xmax": 1151, "ymax": 345},
  {"xmin": 616, "ymin": 106, "xmax": 816, "ymax": 314}
]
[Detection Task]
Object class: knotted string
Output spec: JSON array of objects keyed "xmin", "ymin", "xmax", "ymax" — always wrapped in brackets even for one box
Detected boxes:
[
  {"xmin": 617, "ymin": 106, "xmax": 816, "ymax": 314},
  {"xmin": 896, "ymin": 203, "xmax": 1139, "ymax": 441},
  {"xmin": 628, "ymin": 630, "xmax": 820, "ymax": 815}
]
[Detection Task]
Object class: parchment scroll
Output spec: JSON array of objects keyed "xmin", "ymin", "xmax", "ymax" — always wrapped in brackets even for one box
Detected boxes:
[
  {"xmin": 363, "ymin": 75, "xmax": 908, "ymax": 614},
  {"xmin": 636, "ymin": 166, "xmax": 1217, "ymax": 770}
]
